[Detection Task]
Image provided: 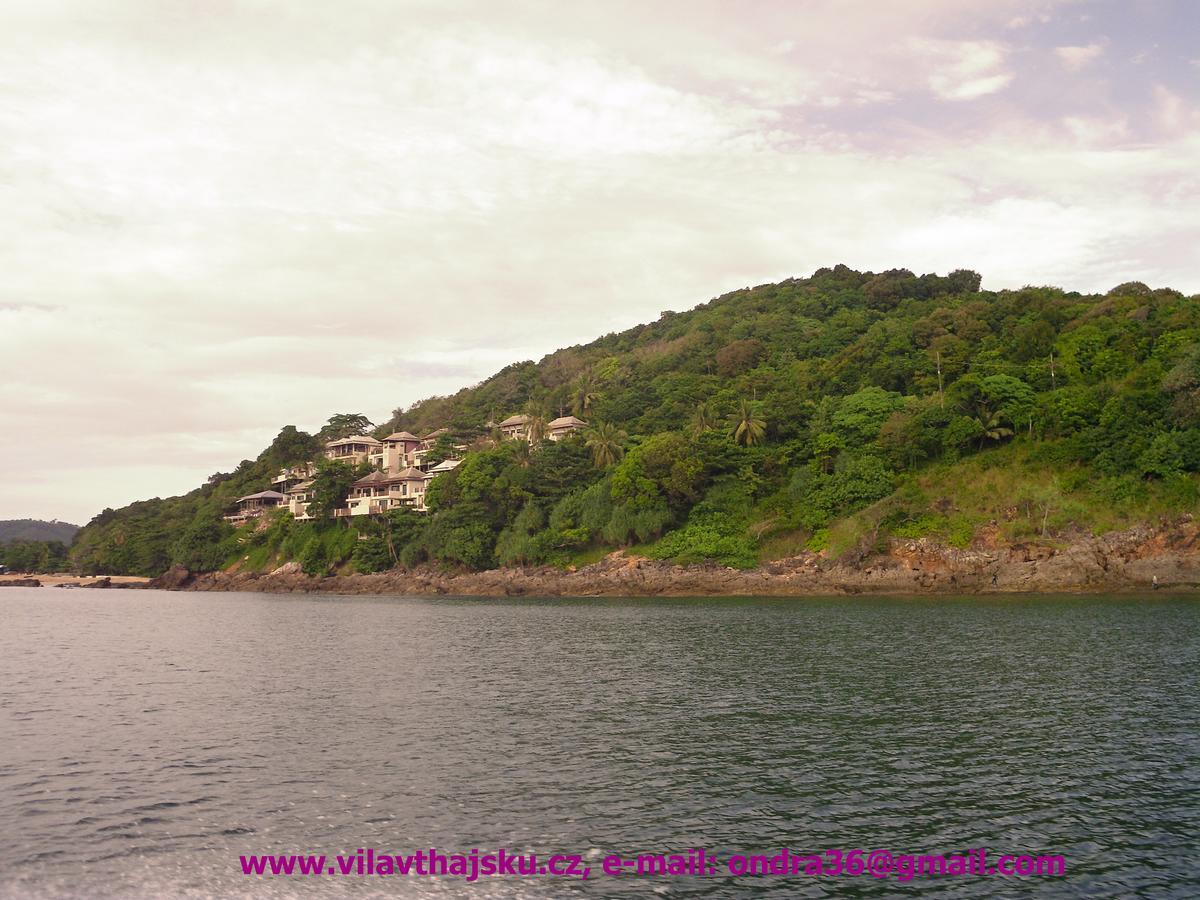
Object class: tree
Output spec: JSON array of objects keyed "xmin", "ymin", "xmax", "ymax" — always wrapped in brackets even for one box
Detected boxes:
[
  {"xmin": 317, "ymin": 413, "xmax": 374, "ymax": 442},
  {"xmin": 812, "ymin": 432, "xmax": 845, "ymax": 474},
  {"xmin": 423, "ymin": 434, "xmax": 458, "ymax": 467},
  {"xmin": 1019, "ymin": 478, "xmax": 1062, "ymax": 537},
  {"xmin": 831, "ymin": 387, "xmax": 903, "ymax": 445},
  {"xmin": 585, "ymin": 422, "xmax": 628, "ymax": 468},
  {"xmin": 715, "ymin": 339, "xmax": 765, "ymax": 376},
  {"xmin": 950, "ymin": 374, "xmax": 1032, "ymax": 446},
  {"xmin": 571, "ymin": 372, "xmax": 601, "ymax": 416},
  {"xmin": 729, "ymin": 399, "xmax": 767, "ymax": 446},
  {"xmin": 977, "ymin": 411, "xmax": 1014, "ymax": 447},
  {"xmin": 690, "ymin": 400, "xmax": 720, "ymax": 436},
  {"xmin": 525, "ymin": 402, "xmax": 551, "ymax": 445},
  {"xmin": 305, "ymin": 459, "xmax": 364, "ymax": 520},
  {"xmin": 260, "ymin": 425, "xmax": 321, "ymax": 467}
]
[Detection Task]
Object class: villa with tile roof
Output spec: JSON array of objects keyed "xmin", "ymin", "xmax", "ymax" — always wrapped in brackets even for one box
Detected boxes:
[
  {"xmin": 341, "ymin": 466, "xmax": 433, "ymax": 516},
  {"xmin": 323, "ymin": 435, "xmax": 382, "ymax": 464},
  {"xmin": 285, "ymin": 480, "xmax": 314, "ymax": 520},
  {"xmin": 232, "ymin": 409, "xmax": 588, "ymax": 525},
  {"xmin": 224, "ymin": 490, "xmax": 287, "ymax": 524},
  {"xmin": 547, "ymin": 415, "xmax": 587, "ymax": 440},
  {"xmin": 369, "ymin": 432, "xmax": 423, "ymax": 472},
  {"xmin": 497, "ymin": 414, "xmax": 531, "ymax": 441}
]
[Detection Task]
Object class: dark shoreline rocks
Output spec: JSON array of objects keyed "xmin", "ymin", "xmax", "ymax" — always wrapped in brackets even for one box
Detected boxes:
[
  {"xmin": 0, "ymin": 578, "xmax": 42, "ymax": 588},
  {"xmin": 147, "ymin": 520, "xmax": 1200, "ymax": 597}
]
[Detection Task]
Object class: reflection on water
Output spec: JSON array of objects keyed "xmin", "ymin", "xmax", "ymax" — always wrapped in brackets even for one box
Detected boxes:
[{"xmin": 1, "ymin": 589, "xmax": 1198, "ymax": 898}]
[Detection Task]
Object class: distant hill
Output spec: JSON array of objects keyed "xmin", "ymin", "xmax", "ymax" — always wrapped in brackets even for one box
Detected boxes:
[
  {"xmin": 0, "ymin": 519, "xmax": 80, "ymax": 544},
  {"xmin": 70, "ymin": 265, "xmax": 1200, "ymax": 578}
]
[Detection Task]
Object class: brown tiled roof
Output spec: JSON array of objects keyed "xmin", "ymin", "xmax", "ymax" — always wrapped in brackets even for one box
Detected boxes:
[
  {"xmin": 325, "ymin": 435, "xmax": 382, "ymax": 448},
  {"xmin": 352, "ymin": 470, "xmax": 393, "ymax": 487},
  {"xmin": 384, "ymin": 431, "xmax": 420, "ymax": 442},
  {"xmin": 237, "ymin": 490, "xmax": 286, "ymax": 502},
  {"xmin": 499, "ymin": 414, "xmax": 530, "ymax": 427},
  {"xmin": 394, "ymin": 466, "xmax": 427, "ymax": 480},
  {"xmin": 548, "ymin": 415, "xmax": 587, "ymax": 428}
]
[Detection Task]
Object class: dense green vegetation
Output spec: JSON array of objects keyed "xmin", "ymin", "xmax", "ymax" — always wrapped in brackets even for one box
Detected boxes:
[
  {"xmin": 0, "ymin": 519, "xmax": 78, "ymax": 543},
  {"xmin": 71, "ymin": 265, "xmax": 1200, "ymax": 577},
  {"xmin": 0, "ymin": 520, "xmax": 77, "ymax": 573},
  {"xmin": 1, "ymin": 539, "xmax": 70, "ymax": 573}
]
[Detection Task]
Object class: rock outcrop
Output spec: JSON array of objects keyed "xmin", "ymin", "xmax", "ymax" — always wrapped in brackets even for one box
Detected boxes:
[
  {"xmin": 165, "ymin": 519, "xmax": 1200, "ymax": 597},
  {"xmin": 148, "ymin": 565, "xmax": 194, "ymax": 590}
]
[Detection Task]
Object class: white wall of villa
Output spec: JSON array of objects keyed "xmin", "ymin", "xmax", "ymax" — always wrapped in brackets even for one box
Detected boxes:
[{"xmin": 235, "ymin": 413, "xmax": 583, "ymax": 523}]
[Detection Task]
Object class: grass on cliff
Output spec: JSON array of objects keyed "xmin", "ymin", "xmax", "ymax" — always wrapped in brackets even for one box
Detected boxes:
[
  {"xmin": 632, "ymin": 442, "xmax": 1200, "ymax": 567},
  {"xmin": 778, "ymin": 443, "xmax": 1200, "ymax": 561}
]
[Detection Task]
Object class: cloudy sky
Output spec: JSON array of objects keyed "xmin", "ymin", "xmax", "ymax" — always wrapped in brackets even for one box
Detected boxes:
[{"xmin": 2, "ymin": 0, "xmax": 1198, "ymax": 525}]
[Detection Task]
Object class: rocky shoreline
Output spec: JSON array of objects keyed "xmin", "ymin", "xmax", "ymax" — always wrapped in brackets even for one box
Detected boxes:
[{"xmin": 141, "ymin": 520, "xmax": 1200, "ymax": 597}]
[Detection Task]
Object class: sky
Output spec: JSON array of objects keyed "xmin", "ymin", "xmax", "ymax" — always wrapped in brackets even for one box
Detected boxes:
[{"xmin": 1, "ymin": 0, "xmax": 1198, "ymax": 526}]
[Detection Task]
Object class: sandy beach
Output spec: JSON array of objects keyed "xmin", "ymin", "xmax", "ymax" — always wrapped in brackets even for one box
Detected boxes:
[{"xmin": 0, "ymin": 573, "xmax": 151, "ymax": 588}]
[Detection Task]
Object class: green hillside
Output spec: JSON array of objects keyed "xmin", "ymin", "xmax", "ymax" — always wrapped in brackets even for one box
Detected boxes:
[
  {"xmin": 0, "ymin": 520, "xmax": 79, "ymax": 573},
  {"xmin": 0, "ymin": 519, "xmax": 79, "ymax": 543},
  {"xmin": 71, "ymin": 265, "xmax": 1200, "ymax": 577}
]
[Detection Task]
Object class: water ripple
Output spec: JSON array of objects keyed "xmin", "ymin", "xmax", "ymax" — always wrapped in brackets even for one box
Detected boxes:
[{"xmin": 0, "ymin": 589, "xmax": 1197, "ymax": 899}]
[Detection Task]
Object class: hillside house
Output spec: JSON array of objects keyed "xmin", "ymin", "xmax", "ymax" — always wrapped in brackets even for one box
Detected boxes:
[
  {"xmin": 285, "ymin": 480, "xmax": 314, "ymax": 520},
  {"xmin": 225, "ymin": 490, "xmax": 286, "ymax": 524},
  {"xmin": 324, "ymin": 435, "xmax": 382, "ymax": 464},
  {"xmin": 498, "ymin": 414, "xmax": 531, "ymax": 441},
  {"xmin": 271, "ymin": 463, "xmax": 315, "ymax": 493},
  {"xmin": 343, "ymin": 466, "xmax": 433, "ymax": 515},
  {"xmin": 428, "ymin": 457, "xmax": 461, "ymax": 476},
  {"xmin": 547, "ymin": 415, "xmax": 587, "ymax": 440},
  {"xmin": 368, "ymin": 432, "xmax": 423, "ymax": 471}
]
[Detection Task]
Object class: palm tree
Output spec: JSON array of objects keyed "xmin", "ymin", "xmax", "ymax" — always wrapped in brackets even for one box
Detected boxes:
[
  {"xmin": 510, "ymin": 439, "xmax": 533, "ymax": 468},
  {"xmin": 585, "ymin": 422, "xmax": 627, "ymax": 468},
  {"xmin": 524, "ymin": 401, "xmax": 550, "ymax": 445},
  {"xmin": 977, "ymin": 411, "xmax": 1013, "ymax": 448},
  {"xmin": 729, "ymin": 399, "xmax": 766, "ymax": 446},
  {"xmin": 571, "ymin": 372, "xmax": 601, "ymax": 416},
  {"xmin": 690, "ymin": 399, "xmax": 719, "ymax": 436}
]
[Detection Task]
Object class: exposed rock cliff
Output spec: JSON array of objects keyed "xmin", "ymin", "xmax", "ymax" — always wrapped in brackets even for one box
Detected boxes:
[{"xmin": 159, "ymin": 520, "xmax": 1200, "ymax": 597}]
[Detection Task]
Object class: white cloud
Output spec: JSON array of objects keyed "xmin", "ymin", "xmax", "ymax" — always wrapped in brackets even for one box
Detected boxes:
[
  {"xmin": 917, "ymin": 39, "xmax": 1015, "ymax": 100},
  {"xmin": 1151, "ymin": 84, "xmax": 1197, "ymax": 134},
  {"xmin": 1062, "ymin": 115, "xmax": 1129, "ymax": 144},
  {"xmin": 1055, "ymin": 41, "xmax": 1106, "ymax": 71},
  {"xmin": 0, "ymin": 0, "xmax": 1195, "ymax": 524}
]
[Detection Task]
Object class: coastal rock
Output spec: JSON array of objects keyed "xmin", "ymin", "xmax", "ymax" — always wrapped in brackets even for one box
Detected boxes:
[
  {"xmin": 79, "ymin": 577, "xmax": 112, "ymax": 589},
  {"xmin": 0, "ymin": 578, "xmax": 42, "ymax": 587},
  {"xmin": 149, "ymin": 565, "xmax": 194, "ymax": 590},
  {"xmin": 151, "ymin": 520, "xmax": 1200, "ymax": 598}
]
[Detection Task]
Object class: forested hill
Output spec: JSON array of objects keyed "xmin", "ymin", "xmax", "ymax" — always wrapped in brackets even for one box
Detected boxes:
[
  {"xmin": 71, "ymin": 265, "xmax": 1200, "ymax": 577},
  {"xmin": 0, "ymin": 519, "xmax": 79, "ymax": 543}
]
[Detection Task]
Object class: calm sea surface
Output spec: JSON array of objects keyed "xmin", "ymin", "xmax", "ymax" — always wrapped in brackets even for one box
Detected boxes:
[{"xmin": 1, "ymin": 589, "xmax": 1197, "ymax": 899}]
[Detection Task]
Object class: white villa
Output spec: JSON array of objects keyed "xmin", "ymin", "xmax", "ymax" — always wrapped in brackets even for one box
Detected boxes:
[
  {"xmin": 225, "ymin": 490, "xmax": 287, "ymax": 524},
  {"xmin": 339, "ymin": 466, "xmax": 431, "ymax": 517},
  {"xmin": 498, "ymin": 413, "xmax": 587, "ymax": 442},
  {"xmin": 271, "ymin": 463, "xmax": 315, "ymax": 494},
  {"xmin": 231, "ymin": 412, "xmax": 587, "ymax": 524},
  {"xmin": 498, "ymin": 414, "xmax": 531, "ymax": 440},
  {"xmin": 547, "ymin": 415, "xmax": 587, "ymax": 441},
  {"xmin": 369, "ymin": 432, "xmax": 423, "ymax": 471},
  {"xmin": 285, "ymin": 479, "xmax": 315, "ymax": 520},
  {"xmin": 323, "ymin": 435, "xmax": 382, "ymax": 464}
]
